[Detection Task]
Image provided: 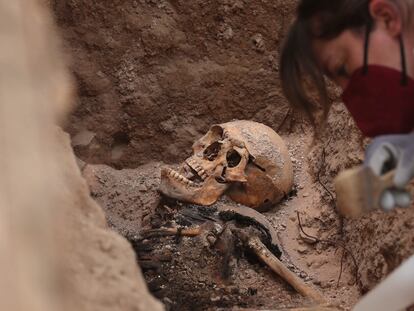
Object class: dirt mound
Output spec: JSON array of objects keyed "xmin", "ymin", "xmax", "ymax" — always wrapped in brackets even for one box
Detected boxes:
[
  {"xmin": 58, "ymin": 131, "xmax": 164, "ymax": 311},
  {"xmin": 83, "ymin": 162, "xmax": 164, "ymax": 237}
]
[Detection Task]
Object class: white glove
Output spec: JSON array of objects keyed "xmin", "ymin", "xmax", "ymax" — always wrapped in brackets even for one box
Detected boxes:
[{"xmin": 365, "ymin": 133, "xmax": 414, "ymax": 211}]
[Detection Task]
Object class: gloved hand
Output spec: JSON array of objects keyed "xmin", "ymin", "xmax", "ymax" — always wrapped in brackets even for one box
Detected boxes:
[{"xmin": 365, "ymin": 132, "xmax": 414, "ymax": 211}]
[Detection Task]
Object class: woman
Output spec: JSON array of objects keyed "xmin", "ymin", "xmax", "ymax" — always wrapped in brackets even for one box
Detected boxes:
[{"xmin": 280, "ymin": 0, "xmax": 414, "ymax": 210}]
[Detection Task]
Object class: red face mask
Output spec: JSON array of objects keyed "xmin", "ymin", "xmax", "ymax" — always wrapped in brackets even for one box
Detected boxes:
[
  {"xmin": 341, "ymin": 26, "xmax": 414, "ymax": 137},
  {"xmin": 342, "ymin": 65, "xmax": 414, "ymax": 137}
]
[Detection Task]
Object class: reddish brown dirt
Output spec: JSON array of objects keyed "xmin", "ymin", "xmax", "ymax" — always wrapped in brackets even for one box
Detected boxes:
[
  {"xmin": 52, "ymin": 0, "xmax": 414, "ymax": 310},
  {"xmin": 53, "ymin": 0, "xmax": 296, "ymax": 168},
  {"xmin": 308, "ymin": 103, "xmax": 414, "ymax": 294}
]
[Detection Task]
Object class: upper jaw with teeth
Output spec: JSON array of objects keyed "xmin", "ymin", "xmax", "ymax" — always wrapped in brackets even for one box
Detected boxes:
[
  {"xmin": 163, "ymin": 167, "xmax": 201, "ymax": 188},
  {"xmin": 159, "ymin": 164, "xmax": 228, "ymax": 206},
  {"xmin": 186, "ymin": 159, "xmax": 208, "ymax": 181}
]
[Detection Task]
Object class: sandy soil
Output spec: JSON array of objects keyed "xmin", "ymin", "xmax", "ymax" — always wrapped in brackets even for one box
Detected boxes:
[{"xmin": 53, "ymin": 0, "xmax": 296, "ymax": 168}]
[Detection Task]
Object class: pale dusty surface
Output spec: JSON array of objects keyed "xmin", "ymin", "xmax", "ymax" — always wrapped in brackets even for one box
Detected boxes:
[
  {"xmin": 0, "ymin": 1, "xmax": 162, "ymax": 311},
  {"xmin": 58, "ymin": 130, "xmax": 164, "ymax": 311}
]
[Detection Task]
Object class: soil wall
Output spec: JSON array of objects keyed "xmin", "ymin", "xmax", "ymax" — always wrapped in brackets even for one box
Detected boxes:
[{"xmin": 53, "ymin": 0, "xmax": 296, "ymax": 168}]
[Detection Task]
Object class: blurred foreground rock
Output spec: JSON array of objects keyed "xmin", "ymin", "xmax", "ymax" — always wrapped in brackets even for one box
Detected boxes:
[{"xmin": 0, "ymin": 1, "xmax": 163, "ymax": 311}]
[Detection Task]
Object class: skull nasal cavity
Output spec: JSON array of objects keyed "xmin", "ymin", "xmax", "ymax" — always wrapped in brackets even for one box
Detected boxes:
[
  {"xmin": 226, "ymin": 149, "xmax": 242, "ymax": 167},
  {"xmin": 204, "ymin": 142, "xmax": 221, "ymax": 161}
]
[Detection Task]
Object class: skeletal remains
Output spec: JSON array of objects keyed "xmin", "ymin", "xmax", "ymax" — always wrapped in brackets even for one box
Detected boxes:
[
  {"xmin": 160, "ymin": 120, "xmax": 294, "ymax": 211},
  {"xmin": 151, "ymin": 121, "xmax": 329, "ymax": 307},
  {"xmin": 139, "ymin": 204, "xmax": 327, "ymax": 306}
]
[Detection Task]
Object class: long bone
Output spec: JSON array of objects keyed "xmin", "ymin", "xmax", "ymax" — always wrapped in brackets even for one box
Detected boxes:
[{"xmin": 234, "ymin": 229, "xmax": 326, "ymax": 305}]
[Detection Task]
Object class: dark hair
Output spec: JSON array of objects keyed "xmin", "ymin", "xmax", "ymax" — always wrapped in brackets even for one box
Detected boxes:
[{"xmin": 280, "ymin": 0, "xmax": 371, "ymax": 125}]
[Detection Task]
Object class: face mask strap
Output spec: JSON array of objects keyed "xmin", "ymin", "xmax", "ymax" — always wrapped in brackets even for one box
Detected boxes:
[
  {"xmin": 362, "ymin": 21, "xmax": 372, "ymax": 75},
  {"xmin": 399, "ymin": 35, "xmax": 408, "ymax": 86},
  {"xmin": 364, "ymin": 20, "xmax": 408, "ymax": 85}
]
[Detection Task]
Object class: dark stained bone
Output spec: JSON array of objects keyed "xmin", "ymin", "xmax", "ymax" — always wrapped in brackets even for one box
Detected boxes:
[{"xmin": 217, "ymin": 204, "xmax": 282, "ymax": 258}]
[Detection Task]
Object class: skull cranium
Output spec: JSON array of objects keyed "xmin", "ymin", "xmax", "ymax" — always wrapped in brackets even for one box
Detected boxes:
[{"xmin": 159, "ymin": 120, "xmax": 293, "ymax": 211}]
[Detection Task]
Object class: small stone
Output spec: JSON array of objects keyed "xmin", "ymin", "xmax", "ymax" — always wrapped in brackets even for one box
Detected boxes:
[
  {"xmin": 320, "ymin": 281, "xmax": 332, "ymax": 289},
  {"xmin": 312, "ymin": 259, "xmax": 327, "ymax": 269},
  {"xmin": 72, "ymin": 130, "xmax": 96, "ymax": 147},
  {"xmin": 313, "ymin": 279, "xmax": 322, "ymax": 286},
  {"xmin": 137, "ymin": 184, "xmax": 148, "ymax": 192},
  {"xmin": 222, "ymin": 27, "xmax": 234, "ymax": 40},
  {"xmin": 96, "ymin": 70, "xmax": 106, "ymax": 78},
  {"xmin": 163, "ymin": 297, "xmax": 173, "ymax": 305},
  {"xmin": 297, "ymin": 246, "xmax": 308, "ymax": 254},
  {"xmin": 299, "ymin": 231, "xmax": 318, "ymax": 245},
  {"xmin": 251, "ymin": 33, "xmax": 265, "ymax": 52},
  {"xmin": 206, "ymin": 235, "xmax": 217, "ymax": 245}
]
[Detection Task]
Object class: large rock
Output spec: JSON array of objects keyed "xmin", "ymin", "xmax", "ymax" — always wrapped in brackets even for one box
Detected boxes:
[
  {"xmin": 58, "ymin": 130, "xmax": 164, "ymax": 311},
  {"xmin": 0, "ymin": 1, "xmax": 163, "ymax": 310}
]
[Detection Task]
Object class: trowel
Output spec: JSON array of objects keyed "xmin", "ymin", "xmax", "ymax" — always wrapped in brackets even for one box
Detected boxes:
[{"xmin": 334, "ymin": 166, "xmax": 396, "ymax": 218}]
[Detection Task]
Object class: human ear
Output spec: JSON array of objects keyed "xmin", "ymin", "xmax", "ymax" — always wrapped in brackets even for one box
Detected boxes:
[{"xmin": 369, "ymin": 0, "xmax": 403, "ymax": 36}]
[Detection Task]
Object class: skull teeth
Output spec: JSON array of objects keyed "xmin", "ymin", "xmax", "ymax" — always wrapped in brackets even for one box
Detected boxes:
[
  {"xmin": 166, "ymin": 168, "xmax": 201, "ymax": 188},
  {"xmin": 187, "ymin": 161, "xmax": 208, "ymax": 181}
]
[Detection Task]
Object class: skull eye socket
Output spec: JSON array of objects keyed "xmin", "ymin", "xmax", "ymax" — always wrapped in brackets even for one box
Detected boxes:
[
  {"xmin": 204, "ymin": 142, "xmax": 221, "ymax": 161},
  {"xmin": 226, "ymin": 149, "xmax": 242, "ymax": 168}
]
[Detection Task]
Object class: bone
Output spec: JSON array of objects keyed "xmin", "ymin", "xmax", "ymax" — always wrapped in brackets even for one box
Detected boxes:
[
  {"xmin": 239, "ymin": 232, "xmax": 326, "ymax": 304},
  {"xmin": 194, "ymin": 166, "xmax": 207, "ymax": 179},
  {"xmin": 139, "ymin": 227, "xmax": 203, "ymax": 239},
  {"xmin": 218, "ymin": 204, "xmax": 282, "ymax": 258}
]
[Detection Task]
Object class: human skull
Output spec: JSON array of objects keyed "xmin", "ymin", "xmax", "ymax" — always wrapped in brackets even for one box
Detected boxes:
[{"xmin": 159, "ymin": 120, "xmax": 293, "ymax": 211}]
